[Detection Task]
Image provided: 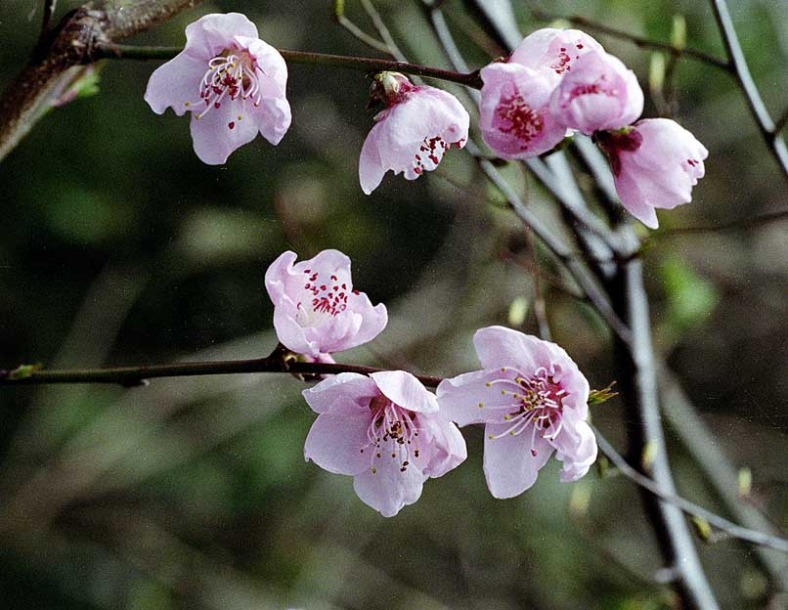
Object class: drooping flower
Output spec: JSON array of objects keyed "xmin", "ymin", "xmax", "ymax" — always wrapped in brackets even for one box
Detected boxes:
[
  {"xmin": 596, "ymin": 118, "xmax": 709, "ymax": 229},
  {"xmin": 437, "ymin": 326, "xmax": 597, "ymax": 499},
  {"xmin": 359, "ymin": 72, "xmax": 469, "ymax": 194},
  {"xmin": 145, "ymin": 13, "xmax": 292, "ymax": 165},
  {"xmin": 264, "ymin": 250, "xmax": 387, "ymax": 359},
  {"xmin": 478, "ymin": 61, "xmax": 568, "ymax": 159},
  {"xmin": 550, "ymin": 50, "xmax": 643, "ymax": 135},
  {"xmin": 303, "ymin": 371, "xmax": 467, "ymax": 517}
]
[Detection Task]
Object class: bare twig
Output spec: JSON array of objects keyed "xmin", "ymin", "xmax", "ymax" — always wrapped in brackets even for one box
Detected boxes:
[
  {"xmin": 709, "ymin": 0, "xmax": 788, "ymax": 178},
  {"xmin": 333, "ymin": 0, "xmax": 392, "ymax": 54},
  {"xmin": 360, "ymin": 0, "xmax": 407, "ymax": 61},
  {"xmin": 594, "ymin": 428, "xmax": 788, "ymax": 554},
  {"xmin": 657, "ymin": 209, "xmax": 788, "ymax": 236},
  {"xmin": 609, "ymin": 253, "xmax": 719, "ymax": 609}
]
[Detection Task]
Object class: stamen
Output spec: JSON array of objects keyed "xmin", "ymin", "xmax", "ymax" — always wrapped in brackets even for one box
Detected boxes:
[{"xmin": 195, "ymin": 52, "xmax": 263, "ymax": 121}]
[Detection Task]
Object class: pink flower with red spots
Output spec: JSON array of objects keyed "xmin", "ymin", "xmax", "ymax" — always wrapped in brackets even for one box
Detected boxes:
[
  {"xmin": 359, "ymin": 72, "xmax": 469, "ymax": 194},
  {"xmin": 509, "ymin": 28, "xmax": 604, "ymax": 85},
  {"xmin": 145, "ymin": 13, "xmax": 291, "ymax": 165},
  {"xmin": 437, "ymin": 326, "xmax": 597, "ymax": 499},
  {"xmin": 264, "ymin": 250, "xmax": 388, "ymax": 358},
  {"xmin": 479, "ymin": 61, "xmax": 567, "ymax": 159},
  {"xmin": 550, "ymin": 50, "xmax": 643, "ymax": 135},
  {"xmin": 596, "ymin": 119, "xmax": 708, "ymax": 229},
  {"xmin": 303, "ymin": 371, "xmax": 467, "ymax": 517}
]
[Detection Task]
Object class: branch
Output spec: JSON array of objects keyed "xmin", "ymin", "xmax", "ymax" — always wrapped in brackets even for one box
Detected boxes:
[
  {"xmin": 709, "ymin": 0, "xmax": 788, "ymax": 178},
  {"xmin": 94, "ymin": 43, "xmax": 483, "ymax": 88},
  {"xmin": 0, "ymin": 0, "xmax": 202, "ymax": 162},
  {"xmin": 0, "ymin": 353, "xmax": 443, "ymax": 389},
  {"xmin": 609, "ymin": 253, "xmax": 719, "ymax": 609},
  {"xmin": 594, "ymin": 429, "xmax": 788, "ymax": 554}
]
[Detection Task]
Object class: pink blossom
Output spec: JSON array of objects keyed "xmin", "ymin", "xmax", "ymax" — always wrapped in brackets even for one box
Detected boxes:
[
  {"xmin": 550, "ymin": 51, "xmax": 643, "ymax": 134},
  {"xmin": 596, "ymin": 119, "xmax": 709, "ymax": 229},
  {"xmin": 359, "ymin": 72, "xmax": 469, "ymax": 194},
  {"xmin": 478, "ymin": 62, "xmax": 568, "ymax": 159},
  {"xmin": 144, "ymin": 13, "xmax": 291, "ymax": 165},
  {"xmin": 509, "ymin": 28, "xmax": 604, "ymax": 86},
  {"xmin": 303, "ymin": 371, "xmax": 467, "ymax": 517},
  {"xmin": 437, "ymin": 326, "xmax": 597, "ymax": 499},
  {"xmin": 264, "ymin": 250, "xmax": 387, "ymax": 358}
]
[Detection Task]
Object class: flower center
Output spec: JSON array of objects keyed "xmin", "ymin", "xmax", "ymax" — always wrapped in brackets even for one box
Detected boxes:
[
  {"xmin": 360, "ymin": 396, "xmax": 421, "ymax": 474},
  {"xmin": 596, "ymin": 128, "xmax": 643, "ymax": 176},
  {"xmin": 483, "ymin": 366, "xmax": 568, "ymax": 455},
  {"xmin": 295, "ymin": 267, "xmax": 354, "ymax": 327},
  {"xmin": 495, "ymin": 91, "xmax": 544, "ymax": 150},
  {"xmin": 196, "ymin": 51, "xmax": 261, "ymax": 120}
]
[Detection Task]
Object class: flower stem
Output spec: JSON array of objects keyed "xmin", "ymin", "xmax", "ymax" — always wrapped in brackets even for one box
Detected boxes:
[{"xmin": 94, "ymin": 43, "xmax": 483, "ymax": 89}]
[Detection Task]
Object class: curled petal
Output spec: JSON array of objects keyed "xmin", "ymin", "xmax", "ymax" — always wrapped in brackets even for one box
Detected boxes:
[{"xmin": 301, "ymin": 372, "xmax": 379, "ymax": 414}]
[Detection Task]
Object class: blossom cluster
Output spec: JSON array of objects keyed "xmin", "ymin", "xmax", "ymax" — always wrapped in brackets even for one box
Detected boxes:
[
  {"xmin": 266, "ymin": 250, "xmax": 597, "ymax": 516},
  {"xmin": 476, "ymin": 28, "xmax": 707, "ymax": 228},
  {"xmin": 146, "ymin": 14, "xmax": 707, "ymax": 229}
]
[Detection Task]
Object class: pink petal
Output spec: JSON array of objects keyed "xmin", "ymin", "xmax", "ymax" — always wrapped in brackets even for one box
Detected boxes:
[
  {"xmin": 304, "ymin": 409, "xmax": 372, "ymax": 475},
  {"xmin": 301, "ymin": 372, "xmax": 379, "ymax": 414},
  {"xmin": 436, "ymin": 369, "xmax": 521, "ymax": 426},
  {"xmin": 359, "ymin": 123, "xmax": 387, "ymax": 194},
  {"xmin": 483, "ymin": 425, "xmax": 553, "ymax": 499},
  {"xmin": 555, "ymin": 420, "xmax": 598, "ymax": 482},
  {"xmin": 185, "ymin": 13, "xmax": 259, "ymax": 57},
  {"xmin": 371, "ymin": 371, "xmax": 438, "ymax": 414},
  {"xmin": 144, "ymin": 52, "xmax": 206, "ymax": 116},
  {"xmin": 510, "ymin": 28, "xmax": 604, "ymax": 83},
  {"xmin": 352, "ymin": 457, "xmax": 427, "ymax": 517},
  {"xmin": 189, "ymin": 98, "xmax": 259, "ymax": 165},
  {"xmin": 473, "ymin": 325, "xmax": 543, "ymax": 371},
  {"xmin": 419, "ymin": 412, "xmax": 467, "ymax": 478}
]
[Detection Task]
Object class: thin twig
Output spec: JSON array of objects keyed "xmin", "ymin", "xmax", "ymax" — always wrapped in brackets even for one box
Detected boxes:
[
  {"xmin": 360, "ymin": 0, "xmax": 407, "ymax": 61},
  {"xmin": 657, "ymin": 209, "xmax": 788, "ymax": 236},
  {"xmin": 526, "ymin": 3, "xmax": 729, "ymax": 70},
  {"xmin": 333, "ymin": 0, "xmax": 394, "ymax": 54},
  {"xmin": 94, "ymin": 43, "xmax": 484, "ymax": 88},
  {"xmin": 594, "ymin": 428, "xmax": 788, "ymax": 554},
  {"xmin": 710, "ymin": 0, "xmax": 788, "ymax": 178}
]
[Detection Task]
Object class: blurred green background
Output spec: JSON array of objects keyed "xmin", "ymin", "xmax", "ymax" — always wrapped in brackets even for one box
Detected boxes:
[{"xmin": 0, "ymin": 0, "xmax": 786, "ymax": 608}]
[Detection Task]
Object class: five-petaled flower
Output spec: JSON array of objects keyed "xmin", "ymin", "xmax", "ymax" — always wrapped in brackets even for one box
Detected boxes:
[
  {"xmin": 265, "ymin": 249, "xmax": 388, "ymax": 360},
  {"xmin": 359, "ymin": 72, "xmax": 469, "ymax": 194},
  {"xmin": 596, "ymin": 118, "xmax": 709, "ymax": 229},
  {"xmin": 303, "ymin": 371, "xmax": 467, "ymax": 517},
  {"xmin": 437, "ymin": 326, "xmax": 597, "ymax": 499},
  {"xmin": 145, "ymin": 13, "xmax": 292, "ymax": 165}
]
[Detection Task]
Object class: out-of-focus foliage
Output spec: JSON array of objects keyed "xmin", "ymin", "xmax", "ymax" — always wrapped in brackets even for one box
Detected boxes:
[{"xmin": 0, "ymin": 0, "xmax": 786, "ymax": 608}]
